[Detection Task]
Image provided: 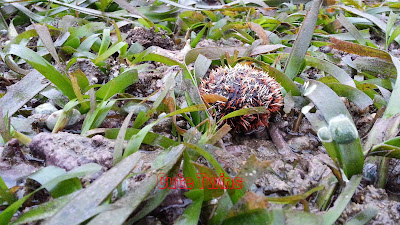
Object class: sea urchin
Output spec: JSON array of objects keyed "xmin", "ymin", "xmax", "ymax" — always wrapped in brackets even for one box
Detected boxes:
[{"xmin": 200, "ymin": 64, "xmax": 283, "ymax": 133}]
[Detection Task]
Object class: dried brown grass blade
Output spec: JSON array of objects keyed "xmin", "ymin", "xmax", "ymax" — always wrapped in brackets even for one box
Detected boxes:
[
  {"xmin": 164, "ymin": 96, "xmax": 187, "ymax": 135},
  {"xmin": 201, "ymin": 94, "xmax": 228, "ymax": 104},
  {"xmin": 249, "ymin": 22, "xmax": 270, "ymax": 45},
  {"xmin": 330, "ymin": 37, "xmax": 391, "ymax": 62}
]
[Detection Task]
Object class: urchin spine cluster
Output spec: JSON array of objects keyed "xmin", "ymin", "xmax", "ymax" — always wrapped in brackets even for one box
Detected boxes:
[{"xmin": 200, "ymin": 64, "xmax": 283, "ymax": 133}]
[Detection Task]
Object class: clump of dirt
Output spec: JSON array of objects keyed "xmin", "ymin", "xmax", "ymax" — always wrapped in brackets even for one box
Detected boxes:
[
  {"xmin": 258, "ymin": 152, "xmax": 331, "ymax": 196},
  {"xmin": 68, "ymin": 58, "xmax": 108, "ymax": 85},
  {"xmin": 196, "ymin": 37, "xmax": 244, "ymax": 48},
  {"xmin": 0, "ymin": 139, "xmax": 39, "ymax": 187},
  {"xmin": 385, "ymin": 159, "xmax": 400, "ymax": 194},
  {"xmin": 126, "ymin": 65, "xmax": 181, "ymax": 98},
  {"xmin": 127, "ymin": 70, "xmax": 164, "ymax": 97},
  {"xmin": 339, "ymin": 185, "xmax": 400, "ymax": 224},
  {"xmin": 0, "ymin": 30, "xmax": 8, "ymax": 46},
  {"xmin": 233, "ymin": 132, "xmax": 331, "ymax": 196},
  {"xmin": 118, "ymin": 23, "xmax": 133, "ymax": 33},
  {"xmin": 125, "ymin": 150, "xmax": 190, "ymax": 224},
  {"xmin": 301, "ymin": 67, "xmax": 324, "ymax": 80},
  {"xmin": 146, "ymin": 188, "xmax": 190, "ymax": 224},
  {"xmin": 106, "ymin": 56, "xmax": 128, "ymax": 79},
  {"xmin": 215, "ymin": 126, "xmax": 331, "ymax": 196},
  {"xmin": 343, "ymin": 100, "xmax": 376, "ymax": 138},
  {"xmin": 388, "ymin": 41, "xmax": 400, "ymax": 58},
  {"xmin": 126, "ymin": 27, "xmax": 175, "ymax": 50},
  {"xmin": 29, "ymin": 132, "xmax": 115, "ymax": 171},
  {"xmin": 0, "ymin": 58, "xmax": 20, "ymax": 95}
]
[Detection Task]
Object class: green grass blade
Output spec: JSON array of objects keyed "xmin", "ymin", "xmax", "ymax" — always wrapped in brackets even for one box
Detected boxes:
[
  {"xmin": 304, "ymin": 80, "xmax": 353, "ymax": 122},
  {"xmin": 191, "ymin": 24, "xmax": 209, "ymax": 48},
  {"xmin": 0, "ymin": 177, "xmax": 16, "ymax": 205},
  {"xmin": 0, "ymin": 164, "xmax": 101, "ymax": 225},
  {"xmin": 112, "ymin": 109, "xmax": 136, "ymax": 165},
  {"xmin": 126, "ymin": 150, "xmax": 183, "ymax": 223},
  {"xmin": 369, "ymin": 136, "xmax": 400, "ymax": 159},
  {"xmin": 0, "ymin": 70, "xmax": 49, "ymax": 116},
  {"xmin": 94, "ymin": 42, "xmax": 127, "ymax": 65},
  {"xmin": 175, "ymin": 189, "xmax": 204, "ymax": 225},
  {"xmin": 98, "ymin": 29, "xmax": 111, "ymax": 56},
  {"xmin": 103, "ymin": 128, "xmax": 178, "ymax": 148},
  {"xmin": 344, "ymin": 206, "xmax": 378, "ymax": 225},
  {"xmin": 3, "ymin": 0, "xmax": 46, "ymax": 23},
  {"xmin": 87, "ymin": 145, "xmax": 185, "ymax": 225},
  {"xmin": 364, "ymin": 55, "xmax": 400, "ymax": 187},
  {"xmin": 324, "ymin": 83, "xmax": 373, "ymax": 110},
  {"xmin": 383, "ymin": 55, "xmax": 400, "ymax": 118},
  {"xmin": 388, "ymin": 26, "xmax": 400, "ymax": 47},
  {"xmin": 81, "ymin": 100, "xmax": 116, "ymax": 135},
  {"xmin": 284, "ymin": 0, "xmax": 322, "ymax": 79},
  {"xmin": 323, "ymin": 175, "xmax": 362, "ymax": 225},
  {"xmin": 217, "ymin": 107, "xmax": 268, "ymax": 124},
  {"xmin": 337, "ymin": 13, "xmax": 366, "ymax": 45},
  {"xmin": 123, "ymin": 104, "xmax": 206, "ymax": 158},
  {"xmin": 95, "ymin": 69, "xmax": 138, "ymax": 100},
  {"xmin": 266, "ymin": 185, "xmax": 325, "ymax": 204},
  {"xmin": 303, "ymin": 80, "xmax": 364, "ymax": 178},
  {"xmin": 74, "ymin": 34, "xmax": 99, "ymax": 58},
  {"xmin": 340, "ymin": 5, "xmax": 387, "ymax": 31},
  {"xmin": 43, "ymin": 151, "xmax": 143, "ymax": 225},
  {"xmin": 305, "ymin": 55, "xmax": 355, "ymax": 87},
  {"xmin": 185, "ymin": 45, "xmax": 285, "ymax": 65},
  {"xmin": 139, "ymin": 52, "xmax": 185, "ymax": 67},
  {"xmin": 386, "ymin": 12, "xmax": 398, "ymax": 48},
  {"xmin": 272, "ymin": 53, "xmax": 355, "ymax": 87},
  {"xmin": 32, "ymin": 23, "xmax": 61, "ymax": 64},
  {"xmin": 11, "ymin": 193, "xmax": 78, "ymax": 225},
  {"xmin": 50, "ymin": 0, "xmax": 128, "ymax": 21},
  {"xmin": 6, "ymin": 45, "xmax": 75, "ymax": 100},
  {"xmin": 113, "ymin": 0, "xmax": 146, "ymax": 18}
]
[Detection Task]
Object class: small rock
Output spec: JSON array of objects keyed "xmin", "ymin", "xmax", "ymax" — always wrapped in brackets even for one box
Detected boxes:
[
  {"xmin": 173, "ymin": 71, "xmax": 184, "ymax": 96},
  {"xmin": 222, "ymin": 133, "xmax": 233, "ymax": 146},
  {"xmin": 257, "ymin": 153, "xmax": 331, "ymax": 196},
  {"xmin": 158, "ymin": 112, "xmax": 167, "ymax": 119},
  {"xmin": 46, "ymin": 109, "xmax": 81, "ymax": 131},
  {"xmin": 126, "ymin": 27, "xmax": 175, "ymax": 50},
  {"xmin": 32, "ymin": 103, "xmax": 58, "ymax": 115},
  {"xmin": 363, "ymin": 163, "xmax": 377, "ymax": 183},
  {"xmin": 151, "ymin": 117, "xmax": 173, "ymax": 133},
  {"xmin": 386, "ymin": 159, "xmax": 400, "ymax": 194},
  {"xmin": 0, "ymin": 161, "xmax": 38, "ymax": 188},
  {"xmin": 122, "ymin": 101, "xmax": 150, "ymax": 115},
  {"xmin": 1, "ymin": 139, "xmax": 24, "ymax": 162},
  {"xmin": 339, "ymin": 185, "xmax": 400, "ymax": 224},
  {"xmin": 319, "ymin": 45, "xmax": 332, "ymax": 53},
  {"xmin": 226, "ymin": 145, "xmax": 247, "ymax": 157},
  {"xmin": 287, "ymin": 135, "xmax": 318, "ymax": 152},
  {"xmin": 29, "ymin": 132, "xmax": 114, "ymax": 171},
  {"xmin": 127, "ymin": 71, "xmax": 163, "ymax": 97},
  {"xmin": 11, "ymin": 117, "xmax": 37, "ymax": 137},
  {"xmin": 1, "ymin": 139, "xmax": 38, "ymax": 187}
]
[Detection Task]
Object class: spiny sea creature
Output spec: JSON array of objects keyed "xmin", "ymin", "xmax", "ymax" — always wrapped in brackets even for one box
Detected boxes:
[{"xmin": 200, "ymin": 64, "xmax": 283, "ymax": 133}]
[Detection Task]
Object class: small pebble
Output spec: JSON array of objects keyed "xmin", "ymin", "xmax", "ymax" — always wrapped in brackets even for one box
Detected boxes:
[
  {"xmin": 33, "ymin": 103, "xmax": 58, "ymax": 115},
  {"xmin": 122, "ymin": 101, "xmax": 150, "ymax": 115},
  {"xmin": 46, "ymin": 109, "xmax": 81, "ymax": 130}
]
